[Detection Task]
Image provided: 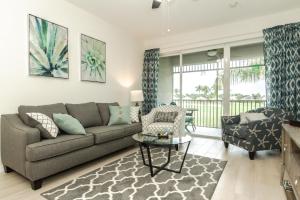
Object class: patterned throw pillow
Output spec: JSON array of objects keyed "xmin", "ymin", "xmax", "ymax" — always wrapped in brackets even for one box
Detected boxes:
[
  {"xmin": 239, "ymin": 113, "xmax": 248, "ymax": 124},
  {"xmin": 154, "ymin": 111, "xmax": 178, "ymax": 123},
  {"xmin": 26, "ymin": 112, "xmax": 59, "ymax": 139},
  {"xmin": 130, "ymin": 106, "xmax": 140, "ymax": 123},
  {"xmin": 245, "ymin": 113, "xmax": 268, "ymax": 122},
  {"xmin": 53, "ymin": 113, "xmax": 86, "ymax": 135},
  {"xmin": 108, "ymin": 106, "xmax": 131, "ymax": 126}
]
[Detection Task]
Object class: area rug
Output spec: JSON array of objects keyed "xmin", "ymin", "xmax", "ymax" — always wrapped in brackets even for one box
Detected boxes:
[{"xmin": 42, "ymin": 148, "xmax": 227, "ymax": 200}]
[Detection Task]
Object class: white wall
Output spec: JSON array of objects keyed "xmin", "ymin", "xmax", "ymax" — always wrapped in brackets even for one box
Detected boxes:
[
  {"xmin": 0, "ymin": 0, "xmax": 143, "ymax": 116},
  {"xmin": 158, "ymin": 57, "xmax": 174, "ymax": 104},
  {"xmin": 144, "ymin": 8, "xmax": 300, "ymax": 54}
]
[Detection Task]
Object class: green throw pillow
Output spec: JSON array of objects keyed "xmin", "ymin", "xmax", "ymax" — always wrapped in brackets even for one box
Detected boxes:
[
  {"xmin": 53, "ymin": 113, "xmax": 86, "ymax": 135},
  {"xmin": 108, "ymin": 106, "xmax": 131, "ymax": 126}
]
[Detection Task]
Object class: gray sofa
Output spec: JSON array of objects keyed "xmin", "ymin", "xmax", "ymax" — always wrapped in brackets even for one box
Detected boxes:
[{"xmin": 1, "ymin": 102, "xmax": 142, "ymax": 190}]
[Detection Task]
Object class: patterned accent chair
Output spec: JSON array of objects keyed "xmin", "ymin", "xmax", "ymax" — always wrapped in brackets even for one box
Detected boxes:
[
  {"xmin": 142, "ymin": 105, "xmax": 186, "ymax": 138},
  {"xmin": 221, "ymin": 108, "xmax": 292, "ymax": 160}
]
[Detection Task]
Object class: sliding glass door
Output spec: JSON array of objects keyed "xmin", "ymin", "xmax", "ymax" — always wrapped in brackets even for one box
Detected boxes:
[
  {"xmin": 229, "ymin": 43, "xmax": 266, "ymax": 115},
  {"xmin": 181, "ymin": 49, "xmax": 224, "ymax": 128},
  {"xmin": 157, "ymin": 42, "xmax": 266, "ymax": 135}
]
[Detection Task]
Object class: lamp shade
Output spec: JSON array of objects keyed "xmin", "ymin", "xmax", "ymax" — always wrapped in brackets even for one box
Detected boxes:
[{"xmin": 131, "ymin": 90, "xmax": 144, "ymax": 102}]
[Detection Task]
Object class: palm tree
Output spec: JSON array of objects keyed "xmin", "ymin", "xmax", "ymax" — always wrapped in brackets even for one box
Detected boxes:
[
  {"xmin": 174, "ymin": 88, "xmax": 185, "ymax": 99},
  {"xmin": 251, "ymin": 93, "xmax": 265, "ymax": 100},
  {"xmin": 230, "ymin": 64, "xmax": 265, "ymax": 84},
  {"xmin": 195, "ymin": 85, "xmax": 215, "ymax": 100},
  {"xmin": 232, "ymin": 93, "xmax": 249, "ymax": 100},
  {"xmin": 186, "ymin": 93, "xmax": 200, "ymax": 100}
]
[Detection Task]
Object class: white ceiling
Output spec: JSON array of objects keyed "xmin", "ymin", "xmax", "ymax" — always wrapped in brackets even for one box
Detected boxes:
[{"xmin": 67, "ymin": 0, "xmax": 300, "ymax": 40}]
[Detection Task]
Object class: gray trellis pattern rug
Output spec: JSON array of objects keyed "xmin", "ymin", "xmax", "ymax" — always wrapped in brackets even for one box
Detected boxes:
[{"xmin": 42, "ymin": 148, "xmax": 227, "ymax": 200}]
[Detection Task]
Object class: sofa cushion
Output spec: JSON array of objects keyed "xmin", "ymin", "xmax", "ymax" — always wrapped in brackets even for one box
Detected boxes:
[
  {"xmin": 96, "ymin": 102, "xmax": 119, "ymax": 125},
  {"xmin": 53, "ymin": 113, "xmax": 86, "ymax": 135},
  {"xmin": 86, "ymin": 123, "xmax": 141, "ymax": 144},
  {"xmin": 66, "ymin": 102, "xmax": 102, "ymax": 128},
  {"xmin": 26, "ymin": 112, "xmax": 59, "ymax": 139},
  {"xmin": 108, "ymin": 106, "xmax": 131, "ymax": 126},
  {"xmin": 26, "ymin": 134, "xmax": 94, "ymax": 162},
  {"xmin": 18, "ymin": 103, "xmax": 68, "ymax": 127}
]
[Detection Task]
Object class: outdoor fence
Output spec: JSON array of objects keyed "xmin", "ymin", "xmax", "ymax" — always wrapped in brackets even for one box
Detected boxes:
[{"xmin": 174, "ymin": 99, "xmax": 266, "ymax": 128}]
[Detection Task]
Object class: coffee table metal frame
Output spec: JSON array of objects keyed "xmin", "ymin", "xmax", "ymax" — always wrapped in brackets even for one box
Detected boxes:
[{"xmin": 137, "ymin": 138, "xmax": 191, "ymax": 177}]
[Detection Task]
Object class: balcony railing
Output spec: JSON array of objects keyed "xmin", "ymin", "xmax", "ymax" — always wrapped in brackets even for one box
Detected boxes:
[{"xmin": 174, "ymin": 99, "xmax": 266, "ymax": 128}]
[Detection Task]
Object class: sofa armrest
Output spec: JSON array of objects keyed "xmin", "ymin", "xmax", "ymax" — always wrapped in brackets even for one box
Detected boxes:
[
  {"xmin": 141, "ymin": 110, "xmax": 156, "ymax": 132},
  {"xmin": 1, "ymin": 114, "xmax": 40, "ymax": 176}
]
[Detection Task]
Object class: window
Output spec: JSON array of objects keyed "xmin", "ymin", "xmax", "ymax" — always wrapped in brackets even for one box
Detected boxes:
[{"xmin": 229, "ymin": 43, "xmax": 266, "ymax": 115}]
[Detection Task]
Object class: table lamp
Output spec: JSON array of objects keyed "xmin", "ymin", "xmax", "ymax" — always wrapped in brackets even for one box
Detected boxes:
[{"xmin": 130, "ymin": 90, "xmax": 144, "ymax": 106}]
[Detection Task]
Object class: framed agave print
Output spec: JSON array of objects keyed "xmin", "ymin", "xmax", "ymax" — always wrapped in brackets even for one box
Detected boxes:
[
  {"xmin": 81, "ymin": 34, "xmax": 106, "ymax": 83},
  {"xmin": 29, "ymin": 14, "xmax": 69, "ymax": 79}
]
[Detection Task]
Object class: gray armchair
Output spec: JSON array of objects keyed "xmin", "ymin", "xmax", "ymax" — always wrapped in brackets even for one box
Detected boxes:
[{"xmin": 221, "ymin": 107, "xmax": 291, "ymax": 160}]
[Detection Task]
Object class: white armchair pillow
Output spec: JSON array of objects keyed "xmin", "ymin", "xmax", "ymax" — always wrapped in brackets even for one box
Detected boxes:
[{"xmin": 239, "ymin": 112, "xmax": 269, "ymax": 124}]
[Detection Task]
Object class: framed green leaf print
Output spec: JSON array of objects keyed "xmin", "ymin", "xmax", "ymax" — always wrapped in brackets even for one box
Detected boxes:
[
  {"xmin": 29, "ymin": 14, "xmax": 69, "ymax": 79},
  {"xmin": 81, "ymin": 34, "xmax": 106, "ymax": 83}
]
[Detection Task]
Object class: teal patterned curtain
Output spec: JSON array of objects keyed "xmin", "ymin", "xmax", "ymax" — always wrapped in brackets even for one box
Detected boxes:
[
  {"xmin": 142, "ymin": 48, "xmax": 160, "ymax": 114},
  {"xmin": 263, "ymin": 22, "xmax": 300, "ymax": 119}
]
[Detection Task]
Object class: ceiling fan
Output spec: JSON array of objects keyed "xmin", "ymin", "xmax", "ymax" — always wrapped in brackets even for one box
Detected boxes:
[
  {"xmin": 152, "ymin": 0, "xmax": 240, "ymax": 9},
  {"xmin": 207, "ymin": 49, "xmax": 224, "ymax": 61},
  {"xmin": 152, "ymin": 0, "xmax": 162, "ymax": 9}
]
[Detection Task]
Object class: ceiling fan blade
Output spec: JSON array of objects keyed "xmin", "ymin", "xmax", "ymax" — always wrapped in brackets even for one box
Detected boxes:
[{"xmin": 152, "ymin": 0, "xmax": 162, "ymax": 9}]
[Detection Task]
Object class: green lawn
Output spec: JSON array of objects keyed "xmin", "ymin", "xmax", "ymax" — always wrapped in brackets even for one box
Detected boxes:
[{"xmin": 179, "ymin": 100, "xmax": 266, "ymax": 128}]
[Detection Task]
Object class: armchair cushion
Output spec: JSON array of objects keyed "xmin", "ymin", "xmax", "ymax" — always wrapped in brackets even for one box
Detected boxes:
[
  {"xmin": 154, "ymin": 111, "xmax": 178, "ymax": 123},
  {"xmin": 146, "ymin": 122, "xmax": 174, "ymax": 135}
]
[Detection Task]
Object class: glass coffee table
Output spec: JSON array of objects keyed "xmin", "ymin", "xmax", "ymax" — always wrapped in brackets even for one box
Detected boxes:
[{"xmin": 132, "ymin": 133, "xmax": 192, "ymax": 177}]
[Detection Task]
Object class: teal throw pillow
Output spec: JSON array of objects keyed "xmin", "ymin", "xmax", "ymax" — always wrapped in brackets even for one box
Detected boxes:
[
  {"xmin": 108, "ymin": 106, "xmax": 131, "ymax": 126},
  {"xmin": 53, "ymin": 113, "xmax": 86, "ymax": 135}
]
